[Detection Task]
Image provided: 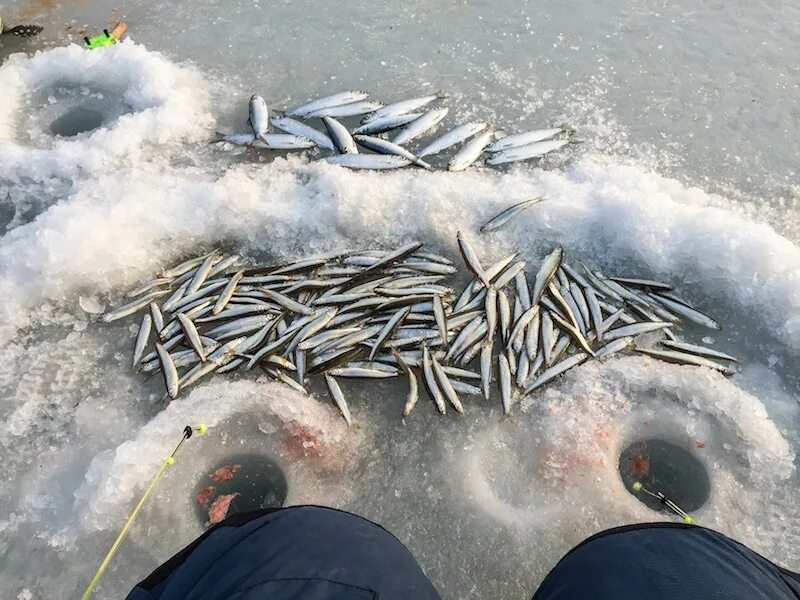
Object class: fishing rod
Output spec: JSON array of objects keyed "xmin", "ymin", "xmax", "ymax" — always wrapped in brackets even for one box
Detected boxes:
[
  {"xmin": 81, "ymin": 423, "xmax": 208, "ymax": 600},
  {"xmin": 632, "ymin": 481, "xmax": 694, "ymax": 525}
]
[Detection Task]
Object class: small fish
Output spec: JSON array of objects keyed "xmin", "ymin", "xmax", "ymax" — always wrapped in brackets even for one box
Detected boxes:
[
  {"xmin": 604, "ymin": 321, "xmax": 672, "ymax": 342},
  {"xmin": 433, "ymin": 294, "xmax": 448, "ymax": 348},
  {"xmin": 99, "ymin": 290, "xmax": 170, "ymax": 322},
  {"xmin": 480, "ymin": 342, "xmax": 492, "ymax": 400},
  {"xmin": 133, "ymin": 314, "xmax": 152, "ymax": 368},
  {"xmin": 498, "ymin": 353, "xmax": 512, "ymax": 414},
  {"xmin": 270, "ymin": 116, "xmax": 336, "ymax": 151},
  {"xmin": 285, "ymin": 90, "xmax": 370, "ymax": 117},
  {"xmin": 635, "ymin": 347, "xmax": 736, "ymax": 376},
  {"xmin": 363, "ymin": 94, "xmax": 443, "ymax": 122},
  {"xmin": 186, "ymin": 254, "xmax": 219, "ymax": 295},
  {"xmin": 248, "ymin": 94, "xmax": 269, "ymax": 140},
  {"xmin": 650, "ymin": 294, "xmax": 721, "ymax": 330},
  {"xmin": 661, "ymin": 340, "xmax": 739, "ymax": 363},
  {"xmin": 370, "ymin": 306, "xmax": 412, "ymax": 360},
  {"xmin": 149, "ymin": 302, "xmax": 164, "ymax": 333},
  {"xmin": 523, "ymin": 352, "xmax": 588, "ymax": 394},
  {"xmin": 212, "ymin": 270, "xmax": 243, "ymax": 315},
  {"xmin": 448, "ymin": 130, "xmax": 494, "ymax": 171},
  {"xmin": 155, "ymin": 343, "xmax": 180, "ymax": 399},
  {"xmin": 178, "ymin": 313, "xmax": 207, "ymax": 362},
  {"xmin": 432, "ymin": 354, "xmax": 464, "ymax": 413},
  {"xmin": 326, "ymin": 154, "xmax": 411, "ymax": 170},
  {"xmin": 486, "ymin": 128, "xmax": 563, "ymax": 152},
  {"xmin": 480, "ymin": 196, "xmax": 546, "ymax": 232},
  {"xmin": 392, "ymin": 107, "xmax": 450, "ymax": 145},
  {"xmin": 322, "ymin": 117, "xmax": 358, "ymax": 154},
  {"xmin": 531, "ymin": 247, "xmax": 563, "ymax": 305},
  {"xmin": 251, "ymin": 134, "xmax": 316, "ymax": 150},
  {"xmin": 126, "ymin": 278, "xmax": 172, "ymax": 299},
  {"xmin": 457, "ymin": 231, "xmax": 489, "ymax": 285},
  {"xmin": 609, "ymin": 276, "xmax": 673, "ymax": 292},
  {"xmin": 485, "ymin": 139, "xmax": 569, "ymax": 165},
  {"xmin": 324, "ymin": 374, "xmax": 353, "ymax": 425},
  {"xmin": 305, "ymin": 101, "xmax": 385, "ymax": 118},
  {"xmin": 393, "ymin": 351, "xmax": 419, "ymax": 417},
  {"xmin": 353, "ymin": 135, "xmax": 432, "ymax": 170},
  {"xmin": 417, "ymin": 122, "xmax": 489, "ymax": 157},
  {"xmin": 422, "ymin": 345, "xmax": 446, "ymax": 414},
  {"xmin": 352, "ymin": 113, "xmax": 423, "ymax": 135}
]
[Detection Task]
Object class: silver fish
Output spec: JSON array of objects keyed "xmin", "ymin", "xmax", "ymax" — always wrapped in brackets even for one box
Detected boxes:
[
  {"xmin": 393, "ymin": 351, "xmax": 419, "ymax": 417},
  {"xmin": 650, "ymin": 294, "xmax": 721, "ymax": 330},
  {"xmin": 155, "ymin": 342, "xmax": 179, "ymax": 399},
  {"xmin": 251, "ymin": 134, "xmax": 316, "ymax": 150},
  {"xmin": 270, "ymin": 116, "xmax": 336, "ymax": 151},
  {"xmin": 498, "ymin": 353, "xmax": 512, "ymax": 414},
  {"xmin": 635, "ymin": 347, "xmax": 736, "ymax": 376},
  {"xmin": 433, "ymin": 294, "xmax": 448, "ymax": 348},
  {"xmin": 322, "ymin": 117, "xmax": 358, "ymax": 154},
  {"xmin": 285, "ymin": 90, "xmax": 370, "ymax": 117},
  {"xmin": 305, "ymin": 100, "xmax": 385, "ymax": 118},
  {"xmin": 604, "ymin": 321, "xmax": 672, "ymax": 342},
  {"xmin": 99, "ymin": 290, "xmax": 170, "ymax": 322},
  {"xmin": 432, "ymin": 354, "xmax": 464, "ymax": 413},
  {"xmin": 422, "ymin": 345, "xmax": 446, "ymax": 414},
  {"xmin": 161, "ymin": 250, "xmax": 217, "ymax": 279},
  {"xmin": 186, "ymin": 254, "xmax": 219, "ymax": 295},
  {"xmin": 417, "ymin": 122, "xmax": 489, "ymax": 157},
  {"xmin": 370, "ymin": 306, "xmax": 412, "ymax": 360},
  {"xmin": 661, "ymin": 340, "xmax": 739, "ymax": 363},
  {"xmin": 485, "ymin": 139, "xmax": 569, "ymax": 165},
  {"xmin": 523, "ymin": 351, "xmax": 588, "ymax": 394},
  {"xmin": 126, "ymin": 278, "xmax": 172, "ymax": 299},
  {"xmin": 149, "ymin": 302, "xmax": 164, "ymax": 334},
  {"xmin": 364, "ymin": 94, "xmax": 442, "ymax": 122},
  {"xmin": 212, "ymin": 270, "xmax": 243, "ymax": 315},
  {"xmin": 132, "ymin": 313, "xmax": 152, "ymax": 368},
  {"xmin": 480, "ymin": 342, "xmax": 493, "ymax": 400},
  {"xmin": 525, "ymin": 310, "xmax": 540, "ymax": 357},
  {"xmin": 327, "ymin": 366, "xmax": 397, "ymax": 378},
  {"xmin": 352, "ymin": 113, "xmax": 423, "ymax": 135},
  {"xmin": 448, "ymin": 129, "xmax": 494, "ymax": 171},
  {"xmin": 178, "ymin": 313, "xmax": 207, "ymax": 362},
  {"xmin": 531, "ymin": 247, "xmax": 563, "ymax": 305},
  {"xmin": 584, "ymin": 286, "xmax": 605, "ymax": 343},
  {"xmin": 324, "ymin": 374, "xmax": 353, "ymax": 425},
  {"xmin": 457, "ymin": 231, "xmax": 488, "ymax": 285},
  {"xmin": 609, "ymin": 276, "xmax": 673, "ymax": 292},
  {"xmin": 392, "ymin": 107, "xmax": 450, "ymax": 145},
  {"xmin": 486, "ymin": 128, "xmax": 563, "ymax": 152},
  {"xmin": 248, "ymin": 94, "xmax": 269, "ymax": 140},
  {"xmin": 353, "ymin": 135, "xmax": 432, "ymax": 170},
  {"xmin": 325, "ymin": 154, "xmax": 411, "ymax": 170},
  {"xmin": 480, "ymin": 196, "xmax": 546, "ymax": 232}
]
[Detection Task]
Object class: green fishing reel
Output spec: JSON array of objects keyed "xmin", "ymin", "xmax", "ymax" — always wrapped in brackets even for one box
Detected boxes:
[{"xmin": 84, "ymin": 29, "xmax": 116, "ymax": 50}]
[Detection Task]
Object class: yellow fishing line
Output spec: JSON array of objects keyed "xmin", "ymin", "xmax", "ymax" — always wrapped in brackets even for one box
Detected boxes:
[{"xmin": 81, "ymin": 424, "xmax": 207, "ymax": 600}]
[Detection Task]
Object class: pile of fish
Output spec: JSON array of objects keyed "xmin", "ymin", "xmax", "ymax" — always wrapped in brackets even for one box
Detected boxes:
[
  {"xmin": 100, "ymin": 224, "xmax": 736, "ymax": 424},
  {"xmin": 214, "ymin": 92, "xmax": 571, "ymax": 170}
]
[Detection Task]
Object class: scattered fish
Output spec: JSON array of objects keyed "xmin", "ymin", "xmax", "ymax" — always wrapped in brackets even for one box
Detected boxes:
[{"xmin": 103, "ymin": 237, "xmax": 734, "ymax": 421}]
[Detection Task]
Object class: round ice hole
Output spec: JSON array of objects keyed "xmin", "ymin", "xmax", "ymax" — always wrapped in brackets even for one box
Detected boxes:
[
  {"xmin": 619, "ymin": 439, "xmax": 710, "ymax": 513},
  {"xmin": 193, "ymin": 454, "xmax": 288, "ymax": 527},
  {"xmin": 49, "ymin": 107, "xmax": 105, "ymax": 137}
]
